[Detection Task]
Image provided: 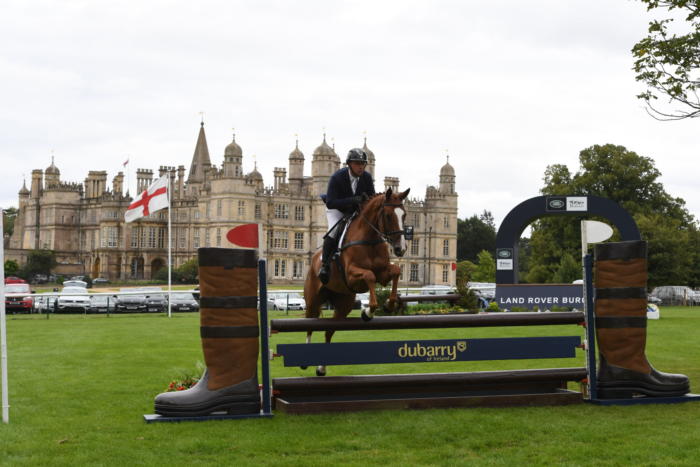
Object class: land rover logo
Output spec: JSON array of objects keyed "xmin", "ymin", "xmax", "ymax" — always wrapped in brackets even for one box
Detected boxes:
[
  {"xmin": 498, "ymin": 250, "xmax": 511, "ymax": 258},
  {"xmin": 549, "ymin": 199, "xmax": 565, "ymax": 209}
]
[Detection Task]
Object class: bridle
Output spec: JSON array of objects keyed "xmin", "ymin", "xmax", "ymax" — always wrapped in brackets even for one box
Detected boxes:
[{"xmin": 340, "ymin": 200, "xmax": 412, "ymax": 251}]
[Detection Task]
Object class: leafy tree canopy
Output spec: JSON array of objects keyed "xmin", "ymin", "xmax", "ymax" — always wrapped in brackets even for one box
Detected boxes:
[
  {"xmin": 633, "ymin": 0, "xmax": 700, "ymax": 119},
  {"xmin": 529, "ymin": 144, "xmax": 698, "ymax": 287},
  {"xmin": 457, "ymin": 210, "xmax": 496, "ymax": 262}
]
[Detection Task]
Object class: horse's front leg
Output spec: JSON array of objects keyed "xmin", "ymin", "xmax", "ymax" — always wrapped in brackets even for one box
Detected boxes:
[
  {"xmin": 379, "ymin": 263, "xmax": 401, "ymax": 313},
  {"xmin": 346, "ymin": 265, "xmax": 377, "ymax": 321}
]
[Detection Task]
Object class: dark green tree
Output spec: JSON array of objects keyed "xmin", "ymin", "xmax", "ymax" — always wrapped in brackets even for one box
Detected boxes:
[
  {"xmin": 633, "ymin": 0, "xmax": 700, "ymax": 119},
  {"xmin": 528, "ymin": 144, "xmax": 696, "ymax": 288},
  {"xmin": 21, "ymin": 249, "xmax": 57, "ymax": 279},
  {"xmin": 2, "ymin": 207, "xmax": 18, "ymax": 237},
  {"xmin": 472, "ymin": 250, "xmax": 496, "ymax": 282},
  {"xmin": 4, "ymin": 259, "xmax": 20, "ymax": 277},
  {"xmin": 457, "ymin": 210, "xmax": 496, "ymax": 262}
]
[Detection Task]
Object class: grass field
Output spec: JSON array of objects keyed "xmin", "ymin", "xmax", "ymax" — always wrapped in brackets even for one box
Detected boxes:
[{"xmin": 2, "ymin": 307, "xmax": 700, "ymax": 466}]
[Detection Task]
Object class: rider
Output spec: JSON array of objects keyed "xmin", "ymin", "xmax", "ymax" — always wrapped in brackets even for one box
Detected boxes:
[{"xmin": 319, "ymin": 148, "xmax": 376, "ymax": 284}]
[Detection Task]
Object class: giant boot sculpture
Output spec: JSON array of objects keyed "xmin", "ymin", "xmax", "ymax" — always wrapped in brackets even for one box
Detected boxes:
[
  {"xmin": 594, "ymin": 240, "xmax": 689, "ymax": 398},
  {"xmin": 154, "ymin": 248, "xmax": 261, "ymax": 416}
]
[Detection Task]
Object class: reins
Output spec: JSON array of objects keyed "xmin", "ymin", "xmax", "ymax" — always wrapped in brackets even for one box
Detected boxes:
[{"xmin": 339, "ymin": 201, "xmax": 403, "ymax": 251}]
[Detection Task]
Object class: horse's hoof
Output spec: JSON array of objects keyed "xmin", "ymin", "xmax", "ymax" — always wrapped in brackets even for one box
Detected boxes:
[
  {"xmin": 316, "ymin": 368, "xmax": 326, "ymax": 377},
  {"xmin": 361, "ymin": 310, "xmax": 373, "ymax": 322}
]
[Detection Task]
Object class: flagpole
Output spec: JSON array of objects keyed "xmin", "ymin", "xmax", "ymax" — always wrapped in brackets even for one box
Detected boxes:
[
  {"xmin": 1, "ymin": 208, "xmax": 10, "ymax": 423},
  {"xmin": 167, "ymin": 172, "xmax": 172, "ymax": 318}
]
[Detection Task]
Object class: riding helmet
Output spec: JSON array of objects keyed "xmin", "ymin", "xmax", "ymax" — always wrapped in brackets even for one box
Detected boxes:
[{"xmin": 346, "ymin": 148, "xmax": 368, "ymax": 164}]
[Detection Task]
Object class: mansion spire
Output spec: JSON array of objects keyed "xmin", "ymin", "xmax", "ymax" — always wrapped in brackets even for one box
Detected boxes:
[{"xmin": 187, "ymin": 122, "xmax": 212, "ymax": 184}]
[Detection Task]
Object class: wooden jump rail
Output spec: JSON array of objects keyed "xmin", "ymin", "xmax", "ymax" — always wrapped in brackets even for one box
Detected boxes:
[{"xmin": 270, "ymin": 311, "xmax": 585, "ymax": 333}]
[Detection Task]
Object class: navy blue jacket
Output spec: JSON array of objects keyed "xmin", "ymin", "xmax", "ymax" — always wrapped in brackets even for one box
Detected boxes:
[{"xmin": 323, "ymin": 167, "xmax": 375, "ymax": 214}]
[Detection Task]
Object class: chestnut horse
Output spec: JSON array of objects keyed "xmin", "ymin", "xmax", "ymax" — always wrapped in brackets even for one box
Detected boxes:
[{"xmin": 303, "ymin": 187, "xmax": 411, "ymax": 375}]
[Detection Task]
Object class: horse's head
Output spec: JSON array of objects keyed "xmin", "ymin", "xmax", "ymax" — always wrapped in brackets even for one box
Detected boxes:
[{"xmin": 365, "ymin": 187, "xmax": 411, "ymax": 257}]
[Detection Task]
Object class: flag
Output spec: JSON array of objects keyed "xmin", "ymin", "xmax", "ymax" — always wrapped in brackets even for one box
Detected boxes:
[
  {"xmin": 125, "ymin": 176, "xmax": 168, "ymax": 223},
  {"xmin": 226, "ymin": 223, "xmax": 259, "ymax": 248},
  {"xmin": 123, "ymin": 158, "xmax": 129, "ymax": 167}
]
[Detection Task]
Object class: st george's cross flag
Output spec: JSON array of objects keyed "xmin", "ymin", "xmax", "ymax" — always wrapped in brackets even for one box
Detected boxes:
[{"xmin": 125, "ymin": 175, "xmax": 169, "ymax": 223}]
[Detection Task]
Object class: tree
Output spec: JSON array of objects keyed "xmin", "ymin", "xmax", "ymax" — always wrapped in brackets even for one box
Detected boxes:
[
  {"xmin": 472, "ymin": 250, "xmax": 496, "ymax": 282},
  {"xmin": 527, "ymin": 144, "xmax": 696, "ymax": 288},
  {"xmin": 633, "ymin": 0, "xmax": 700, "ymax": 119},
  {"xmin": 457, "ymin": 211, "xmax": 496, "ymax": 262},
  {"xmin": 2, "ymin": 207, "xmax": 18, "ymax": 237},
  {"xmin": 551, "ymin": 253, "xmax": 581, "ymax": 284},
  {"xmin": 22, "ymin": 249, "xmax": 57, "ymax": 279},
  {"xmin": 4, "ymin": 259, "xmax": 20, "ymax": 277}
]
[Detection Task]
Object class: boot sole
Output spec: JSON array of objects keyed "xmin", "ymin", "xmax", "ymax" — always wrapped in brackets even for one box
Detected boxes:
[
  {"xmin": 155, "ymin": 396, "xmax": 260, "ymax": 417},
  {"xmin": 597, "ymin": 382, "xmax": 690, "ymax": 399}
]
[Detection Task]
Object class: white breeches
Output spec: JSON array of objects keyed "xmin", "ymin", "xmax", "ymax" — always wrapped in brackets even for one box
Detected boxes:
[{"xmin": 325, "ymin": 208, "xmax": 344, "ymax": 239}]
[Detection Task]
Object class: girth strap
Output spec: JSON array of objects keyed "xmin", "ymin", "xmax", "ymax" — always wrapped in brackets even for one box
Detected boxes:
[
  {"xmin": 200, "ymin": 296, "xmax": 257, "ymax": 308},
  {"xmin": 595, "ymin": 316, "xmax": 647, "ymax": 328},
  {"xmin": 340, "ymin": 238, "xmax": 386, "ymax": 250}
]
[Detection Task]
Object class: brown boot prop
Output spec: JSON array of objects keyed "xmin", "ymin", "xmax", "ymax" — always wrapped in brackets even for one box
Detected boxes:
[
  {"xmin": 594, "ymin": 240, "xmax": 689, "ymax": 398},
  {"xmin": 154, "ymin": 248, "xmax": 261, "ymax": 416}
]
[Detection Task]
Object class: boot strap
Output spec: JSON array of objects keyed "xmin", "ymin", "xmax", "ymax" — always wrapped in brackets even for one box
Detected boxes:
[
  {"xmin": 596, "ymin": 287, "xmax": 646, "ymax": 299},
  {"xmin": 200, "ymin": 296, "xmax": 257, "ymax": 308},
  {"xmin": 595, "ymin": 316, "xmax": 647, "ymax": 328},
  {"xmin": 201, "ymin": 325, "xmax": 260, "ymax": 338}
]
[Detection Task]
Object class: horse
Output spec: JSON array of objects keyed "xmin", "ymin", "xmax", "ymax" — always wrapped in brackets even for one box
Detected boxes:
[{"xmin": 303, "ymin": 187, "xmax": 411, "ymax": 376}]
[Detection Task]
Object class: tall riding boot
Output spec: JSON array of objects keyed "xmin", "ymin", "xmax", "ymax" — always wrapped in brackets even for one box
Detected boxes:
[
  {"xmin": 594, "ymin": 240, "xmax": 689, "ymax": 398},
  {"xmin": 318, "ymin": 236, "xmax": 337, "ymax": 285},
  {"xmin": 154, "ymin": 248, "xmax": 261, "ymax": 416}
]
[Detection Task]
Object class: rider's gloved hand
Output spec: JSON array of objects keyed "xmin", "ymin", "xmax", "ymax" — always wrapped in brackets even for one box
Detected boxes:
[{"xmin": 351, "ymin": 195, "xmax": 364, "ymax": 206}]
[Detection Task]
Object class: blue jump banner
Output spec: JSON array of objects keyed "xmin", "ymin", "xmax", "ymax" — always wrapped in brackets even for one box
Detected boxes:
[{"xmin": 276, "ymin": 336, "xmax": 581, "ymax": 367}]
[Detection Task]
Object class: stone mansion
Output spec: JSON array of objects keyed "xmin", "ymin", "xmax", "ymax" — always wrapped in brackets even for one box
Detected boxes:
[{"xmin": 7, "ymin": 123, "xmax": 458, "ymax": 285}]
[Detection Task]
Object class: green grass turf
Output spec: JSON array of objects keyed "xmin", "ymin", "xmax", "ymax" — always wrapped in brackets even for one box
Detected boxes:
[{"xmin": 1, "ymin": 307, "xmax": 700, "ymax": 465}]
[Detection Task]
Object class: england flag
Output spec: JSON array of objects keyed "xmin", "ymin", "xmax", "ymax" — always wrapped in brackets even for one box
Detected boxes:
[{"xmin": 125, "ymin": 176, "xmax": 169, "ymax": 223}]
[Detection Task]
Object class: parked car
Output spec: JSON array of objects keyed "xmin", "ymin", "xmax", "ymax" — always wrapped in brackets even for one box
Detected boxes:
[
  {"xmin": 5, "ymin": 276, "xmax": 27, "ymax": 285},
  {"xmin": 357, "ymin": 292, "xmax": 370, "ymax": 312},
  {"xmin": 267, "ymin": 292, "xmax": 305, "ymax": 311},
  {"xmin": 57, "ymin": 286, "xmax": 91, "ymax": 313},
  {"xmin": 63, "ymin": 280, "xmax": 88, "ymax": 289},
  {"xmin": 5, "ymin": 283, "xmax": 34, "ymax": 313},
  {"xmin": 89, "ymin": 295, "xmax": 116, "ymax": 314},
  {"xmin": 69, "ymin": 276, "xmax": 92, "ymax": 288},
  {"xmin": 92, "ymin": 277, "xmax": 110, "ymax": 285},
  {"xmin": 115, "ymin": 288, "xmax": 147, "ymax": 312},
  {"xmin": 169, "ymin": 292, "xmax": 199, "ymax": 312},
  {"xmin": 33, "ymin": 294, "xmax": 57, "ymax": 313},
  {"xmin": 647, "ymin": 294, "xmax": 662, "ymax": 306},
  {"xmin": 650, "ymin": 286, "xmax": 699, "ymax": 306},
  {"xmin": 138, "ymin": 287, "xmax": 168, "ymax": 312}
]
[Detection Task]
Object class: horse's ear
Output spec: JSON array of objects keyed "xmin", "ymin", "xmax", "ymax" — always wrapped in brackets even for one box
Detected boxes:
[
  {"xmin": 385, "ymin": 188, "xmax": 392, "ymax": 199},
  {"xmin": 399, "ymin": 188, "xmax": 410, "ymax": 200}
]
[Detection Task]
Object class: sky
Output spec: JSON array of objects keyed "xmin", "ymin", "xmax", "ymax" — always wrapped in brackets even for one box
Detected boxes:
[{"xmin": 1, "ymin": 0, "xmax": 697, "ymax": 228}]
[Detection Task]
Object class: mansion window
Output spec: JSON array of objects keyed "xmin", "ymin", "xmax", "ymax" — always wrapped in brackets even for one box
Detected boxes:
[
  {"xmin": 179, "ymin": 228, "xmax": 186, "ymax": 249},
  {"xmin": 216, "ymin": 228, "xmax": 221, "ymax": 247},
  {"xmin": 103, "ymin": 226, "xmax": 119, "ymax": 248},
  {"xmin": 148, "ymin": 227, "xmax": 157, "ymax": 248},
  {"xmin": 400, "ymin": 264, "xmax": 405, "ymax": 279},
  {"xmin": 410, "ymin": 239, "xmax": 420, "ymax": 256},
  {"xmin": 413, "ymin": 213, "xmax": 421, "ymax": 228},
  {"xmin": 205, "ymin": 229, "xmax": 210, "ymax": 247},
  {"xmin": 274, "ymin": 204, "xmax": 289, "ymax": 219},
  {"xmin": 443, "ymin": 239, "xmax": 449, "ymax": 256},
  {"xmin": 274, "ymin": 259, "xmax": 287, "ymax": 278},
  {"xmin": 272, "ymin": 231, "xmax": 288, "ymax": 249},
  {"xmin": 217, "ymin": 199, "xmax": 222, "ymax": 217},
  {"xmin": 206, "ymin": 202, "xmax": 211, "ymax": 219},
  {"xmin": 294, "ymin": 206, "xmax": 305, "ymax": 221},
  {"xmin": 131, "ymin": 227, "xmax": 140, "ymax": 248},
  {"xmin": 255, "ymin": 204, "xmax": 262, "ymax": 219},
  {"xmin": 292, "ymin": 260, "xmax": 304, "ymax": 279},
  {"xmin": 194, "ymin": 210, "xmax": 200, "ymax": 220},
  {"xmin": 158, "ymin": 228, "xmax": 166, "ymax": 249},
  {"xmin": 410, "ymin": 263, "xmax": 419, "ymax": 282},
  {"xmin": 443, "ymin": 216, "xmax": 449, "ymax": 228},
  {"xmin": 294, "ymin": 232, "xmax": 304, "ymax": 250},
  {"xmin": 442, "ymin": 264, "xmax": 449, "ymax": 283},
  {"xmin": 193, "ymin": 229, "xmax": 200, "ymax": 248},
  {"xmin": 238, "ymin": 200, "xmax": 246, "ymax": 218}
]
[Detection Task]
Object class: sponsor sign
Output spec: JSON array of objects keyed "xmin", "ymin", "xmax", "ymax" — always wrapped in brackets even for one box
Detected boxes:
[
  {"xmin": 276, "ymin": 336, "xmax": 581, "ymax": 366},
  {"xmin": 495, "ymin": 284, "xmax": 583, "ymax": 310},
  {"xmin": 496, "ymin": 248, "xmax": 513, "ymax": 270},
  {"xmin": 545, "ymin": 196, "xmax": 588, "ymax": 213}
]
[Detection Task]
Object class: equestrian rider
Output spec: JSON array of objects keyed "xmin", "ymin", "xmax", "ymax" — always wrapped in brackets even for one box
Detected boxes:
[{"xmin": 319, "ymin": 148, "xmax": 376, "ymax": 284}]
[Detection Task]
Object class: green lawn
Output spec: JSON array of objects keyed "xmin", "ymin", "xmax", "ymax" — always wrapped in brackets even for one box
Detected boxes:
[{"xmin": 2, "ymin": 307, "xmax": 700, "ymax": 466}]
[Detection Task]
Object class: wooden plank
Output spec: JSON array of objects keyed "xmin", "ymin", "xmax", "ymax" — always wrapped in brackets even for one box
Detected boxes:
[
  {"xmin": 274, "ymin": 390, "xmax": 583, "ymax": 414},
  {"xmin": 270, "ymin": 312, "xmax": 585, "ymax": 332}
]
